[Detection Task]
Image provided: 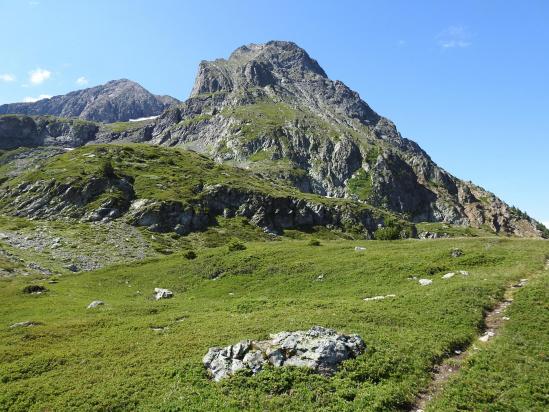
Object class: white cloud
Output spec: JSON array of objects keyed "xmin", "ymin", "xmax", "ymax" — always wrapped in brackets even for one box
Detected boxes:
[
  {"xmin": 437, "ymin": 26, "xmax": 472, "ymax": 49},
  {"xmin": 23, "ymin": 94, "xmax": 51, "ymax": 103},
  {"xmin": 0, "ymin": 73, "xmax": 16, "ymax": 82},
  {"xmin": 76, "ymin": 76, "xmax": 89, "ymax": 86},
  {"xmin": 29, "ymin": 68, "xmax": 51, "ymax": 85}
]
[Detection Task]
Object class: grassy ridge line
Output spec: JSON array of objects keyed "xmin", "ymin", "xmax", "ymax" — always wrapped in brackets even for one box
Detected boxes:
[
  {"xmin": 426, "ymin": 261, "xmax": 549, "ymax": 411},
  {"xmin": 0, "ymin": 238, "xmax": 547, "ymax": 411}
]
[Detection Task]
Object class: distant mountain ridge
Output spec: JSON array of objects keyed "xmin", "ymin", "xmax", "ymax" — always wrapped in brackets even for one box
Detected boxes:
[{"xmin": 0, "ymin": 79, "xmax": 179, "ymax": 123}]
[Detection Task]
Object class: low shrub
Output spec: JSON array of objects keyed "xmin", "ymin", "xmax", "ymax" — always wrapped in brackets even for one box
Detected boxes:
[{"xmin": 227, "ymin": 239, "xmax": 246, "ymax": 252}]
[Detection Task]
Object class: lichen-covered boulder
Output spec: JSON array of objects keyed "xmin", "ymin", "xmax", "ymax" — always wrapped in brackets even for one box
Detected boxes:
[{"xmin": 203, "ymin": 326, "xmax": 365, "ymax": 381}]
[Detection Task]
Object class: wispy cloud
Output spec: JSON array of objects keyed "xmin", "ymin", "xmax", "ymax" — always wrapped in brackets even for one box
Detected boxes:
[
  {"xmin": 437, "ymin": 26, "xmax": 472, "ymax": 49},
  {"xmin": 29, "ymin": 68, "xmax": 51, "ymax": 85},
  {"xmin": 23, "ymin": 94, "xmax": 51, "ymax": 103},
  {"xmin": 76, "ymin": 76, "xmax": 89, "ymax": 86},
  {"xmin": 0, "ymin": 73, "xmax": 16, "ymax": 82}
]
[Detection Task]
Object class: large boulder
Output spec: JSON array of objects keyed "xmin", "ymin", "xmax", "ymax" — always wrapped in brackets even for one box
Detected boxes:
[{"xmin": 203, "ymin": 326, "xmax": 365, "ymax": 381}]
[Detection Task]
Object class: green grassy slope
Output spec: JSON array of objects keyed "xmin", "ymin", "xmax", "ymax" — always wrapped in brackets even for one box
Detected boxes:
[
  {"xmin": 427, "ymin": 265, "xmax": 549, "ymax": 411},
  {"xmin": 1, "ymin": 238, "xmax": 547, "ymax": 411}
]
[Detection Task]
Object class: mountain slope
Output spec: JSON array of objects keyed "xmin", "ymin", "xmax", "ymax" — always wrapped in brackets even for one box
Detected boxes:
[
  {"xmin": 0, "ymin": 79, "xmax": 179, "ymax": 123},
  {"xmin": 0, "ymin": 144, "xmax": 413, "ymax": 237},
  {"xmin": 0, "ymin": 41, "xmax": 544, "ymax": 237}
]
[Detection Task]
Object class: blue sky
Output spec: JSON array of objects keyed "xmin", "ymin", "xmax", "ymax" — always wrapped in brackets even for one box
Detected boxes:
[{"xmin": 0, "ymin": 0, "xmax": 547, "ymax": 225}]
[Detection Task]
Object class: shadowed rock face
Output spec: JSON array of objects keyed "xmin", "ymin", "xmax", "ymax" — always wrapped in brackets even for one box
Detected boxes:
[{"xmin": 0, "ymin": 79, "xmax": 179, "ymax": 123}]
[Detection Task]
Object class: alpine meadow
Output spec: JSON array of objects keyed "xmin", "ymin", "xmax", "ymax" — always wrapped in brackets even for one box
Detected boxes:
[{"xmin": 0, "ymin": 2, "xmax": 548, "ymax": 411}]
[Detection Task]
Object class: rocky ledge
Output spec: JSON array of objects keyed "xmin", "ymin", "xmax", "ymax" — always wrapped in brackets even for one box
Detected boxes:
[{"xmin": 203, "ymin": 326, "xmax": 365, "ymax": 381}]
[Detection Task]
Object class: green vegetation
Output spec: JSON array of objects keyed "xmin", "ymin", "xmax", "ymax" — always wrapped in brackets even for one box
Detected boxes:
[
  {"xmin": 223, "ymin": 100, "xmax": 298, "ymax": 142},
  {"xmin": 347, "ymin": 168, "xmax": 372, "ymax": 201},
  {"xmin": 428, "ymin": 271, "xmax": 549, "ymax": 411},
  {"xmin": 536, "ymin": 222, "xmax": 549, "ymax": 239},
  {"xmin": 307, "ymin": 238, "xmax": 321, "ymax": 246},
  {"xmin": 105, "ymin": 119, "xmax": 152, "ymax": 133},
  {"xmin": 415, "ymin": 222, "xmax": 496, "ymax": 238},
  {"xmin": 182, "ymin": 113, "xmax": 213, "ymax": 126},
  {"xmin": 1, "ymin": 237, "xmax": 547, "ymax": 411},
  {"xmin": 227, "ymin": 239, "xmax": 247, "ymax": 252}
]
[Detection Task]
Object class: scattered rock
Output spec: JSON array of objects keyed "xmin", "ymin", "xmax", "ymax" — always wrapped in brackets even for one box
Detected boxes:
[
  {"xmin": 65, "ymin": 263, "xmax": 79, "ymax": 272},
  {"xmin": 150, "ymin": 326, "xmax": 168, "ymax": 332},
  {"xmin": 316, "ymin": 274, "xmax": 324, "ymax": 281},
  {"xmin": 203, "ymin": 326, "xmax": 365, "ymax": 381},
  {"xmin": 450, "ymin": 248, "xmax": 463, "ymax": 257},
  {"xmin": 87, "ymin": 300, "xmax": 104, "ymax": 309},
  {"xmin": 354, "ymin": 246, "xmax": 366, "ymax": 251},
  {"xmin": 458, "ymin": 270, "xmax": 469, "ymax": 276},
  {"xmin": 418, "ymin": 279, "xmax": 433, "ymax": 286},
  {"xmin": 22, "ymin": 284, "xmax": 47, "ymax": 294},
  {"xmin": 479, "ymin": 331, "xmax": 495, "ymax": 342},
  {"xmin": 442, "ymin": 272, "xmax": 455, "ymax": 279},
  {"xmin": 418, "ymin": 231, "xmax": 449, "ymax": 239},
  {"xmin": 363, "ymin": 294, "xmax": 396, "ymax": 302},
  {"xmin": 154, "ymin": 288, "xmax": 173, "ymax": 300},
  {"xmin": 9, "ymin": 321, "xmax": 41, "ymax": 328}
]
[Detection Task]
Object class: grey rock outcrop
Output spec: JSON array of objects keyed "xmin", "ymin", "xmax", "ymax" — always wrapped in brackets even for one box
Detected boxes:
[
  {"xmin": 0, "ymin": 79, "xmax": 179, "ymax": 123},
  {"xmin": 203, "ymin": 326, "xmax": 365, "ymax": 381}
]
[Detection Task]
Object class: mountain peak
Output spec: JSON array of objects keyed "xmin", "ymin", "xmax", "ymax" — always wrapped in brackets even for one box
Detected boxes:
[{"xmin": 191, "ymin": 40, "xmax": 328, "ymax": 96}]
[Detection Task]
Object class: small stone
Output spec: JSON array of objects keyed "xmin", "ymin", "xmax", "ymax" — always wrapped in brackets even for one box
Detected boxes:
[
  {"xmin": 419, "ymin": 279, "xmax": 433, "ymax": 286},
  {"xmin": 458, "ymin": 270, "xmax": 469, "ymax": 276},
  {"xmin": 502, "ymin": 316, "xmax": 510, "ymax": 320},
  {"xmin": 479, "ymin": 331, "xmax": 495, "ymax": 342},
  {"xmin": 354, "ymin": 246, "xmax": 366, "ymax": 251},
  {"xmin": 87, "ymin": 300, "xmax": 104, "ymax": 309},
  {"xmin": 9, "ymin": 321, "xmax": 40, "ymax": 328},
  {"xmin": 363, "ymin": 294, "xmax": 396, "ymax": 302},
  {"xmin": 65, "ymin": 264, "xmax": 78, "ymax": 272},
  {"xmin": 451, "ymin": 248, "xmax": 463, "ymax": 257},
  {"xmin": 316, "ymin": 274, "xmax": 324, "ymax": 281},
  {"xmin": 442, "ymin": 272, "xmax": 455, "ymax": 279},
  {"xmin": 154, "ymin": 288, "xmax": 173, "ymax": 300}
]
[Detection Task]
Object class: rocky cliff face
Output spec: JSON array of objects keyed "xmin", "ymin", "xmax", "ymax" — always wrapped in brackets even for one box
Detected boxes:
[
  {"xmin": 0, "ymin": 42, "xmax": 544, "ymax": 237},
  {"xmin": 0, "ymin": 79, "xmax": 179, "ymax": 123}
]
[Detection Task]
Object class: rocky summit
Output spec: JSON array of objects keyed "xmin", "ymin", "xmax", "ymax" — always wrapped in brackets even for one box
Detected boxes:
[
  {"xmin": 0, "ymin": 41, "xmax": 545, "ymax": 238},
  {"xmin": 0, "ymin": 79, "xmax": 179, "ymax": 123}
]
